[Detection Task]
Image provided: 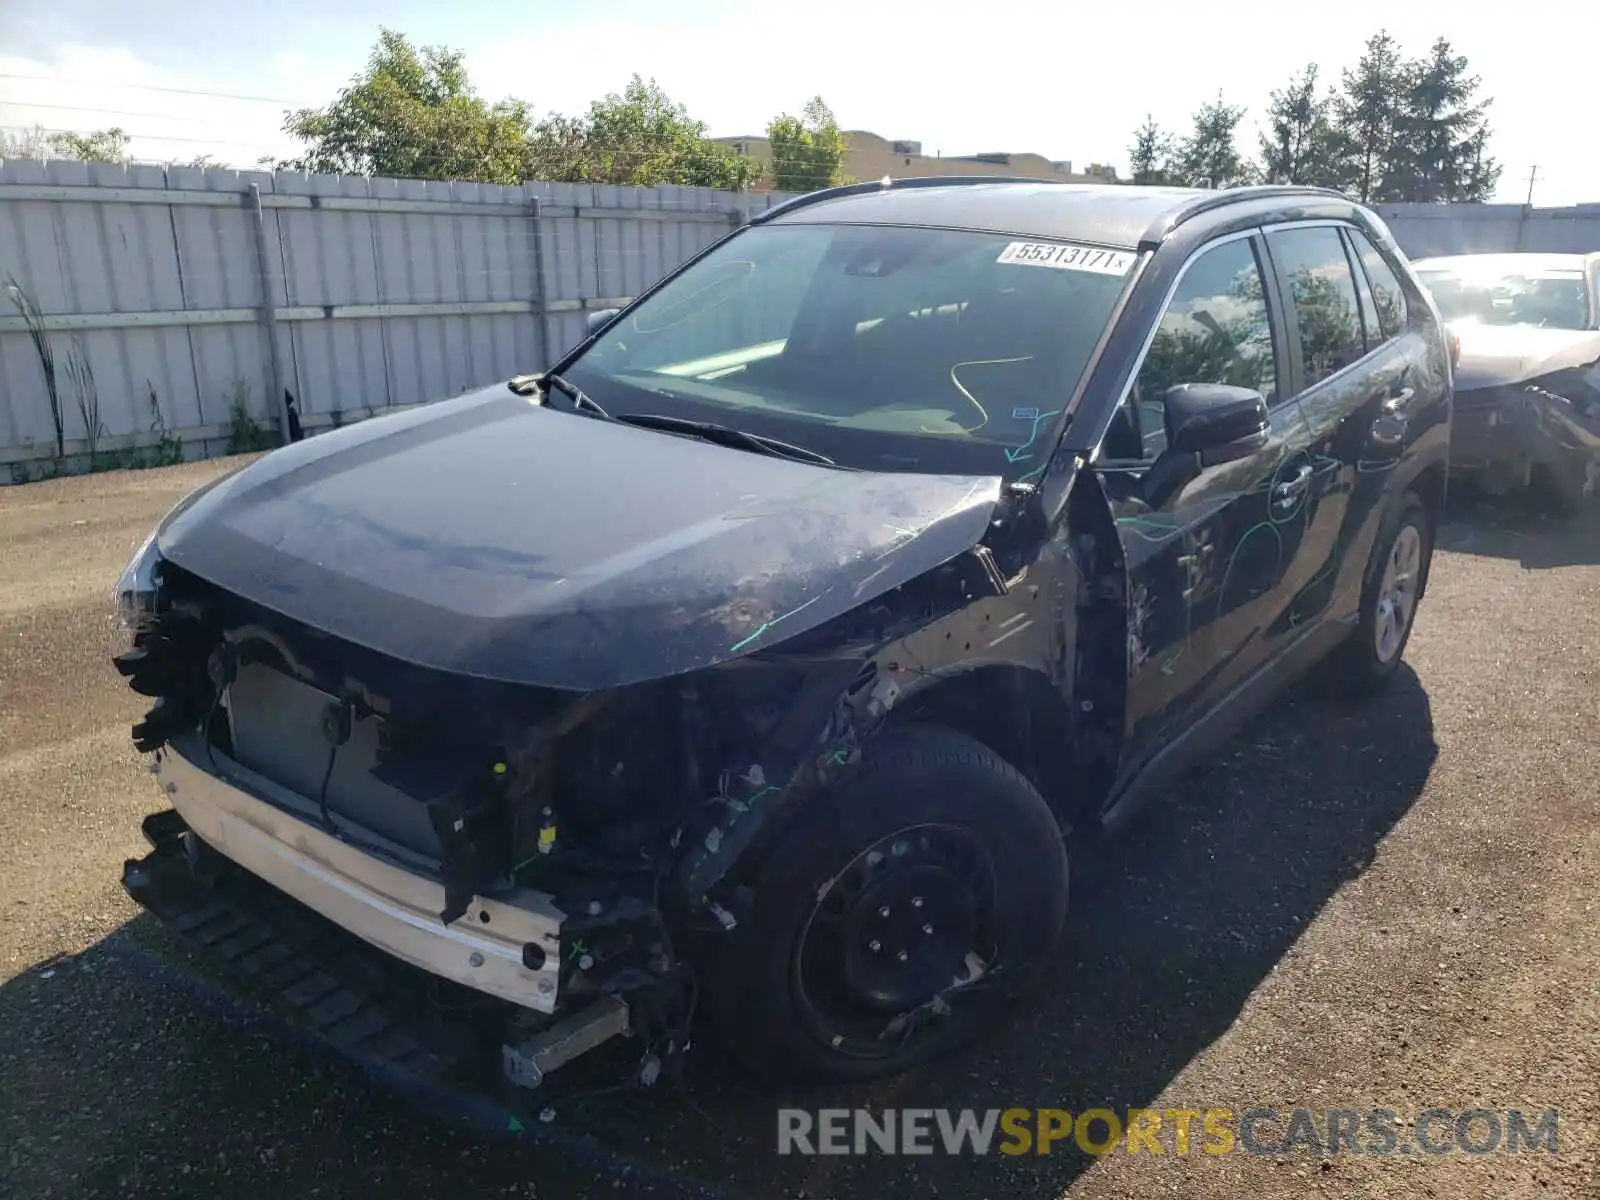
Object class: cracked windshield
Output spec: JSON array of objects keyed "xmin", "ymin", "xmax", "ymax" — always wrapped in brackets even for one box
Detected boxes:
[{"xmin": 564, "ymin": 224, "xmax": 1129, "ymax": 479}]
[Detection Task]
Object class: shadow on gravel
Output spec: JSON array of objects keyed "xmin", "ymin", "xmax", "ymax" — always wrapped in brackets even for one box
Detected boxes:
[
  {"xmin": 1, "ymin": 670, "xmax": 1437, "ymax": 1200},
  {"xmin": 1437, "ymin": 488, "xmax": 1600, "ymax": 570},
  {"xmin": 556, "ymin": 666, "xmax": 1441, "ymax": 1199},
  {"xmin": 0, "ymin": 921, "xmax": 720, "ymax": 1200}
]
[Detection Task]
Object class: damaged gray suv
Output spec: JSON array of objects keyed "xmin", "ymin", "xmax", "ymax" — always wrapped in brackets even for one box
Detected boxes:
[{"xmin": 116, "ymin": 179, "xmax": 1452, "ymax": 1092}]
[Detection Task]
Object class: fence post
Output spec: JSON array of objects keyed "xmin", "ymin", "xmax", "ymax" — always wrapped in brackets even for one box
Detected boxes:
[
  {"xmin": 245, "ymin": 183, "xmax": 292, "ymax": 444},
  {"xmin": 527, "ymin": 196, "xmax": 555, "ymax": 370}
]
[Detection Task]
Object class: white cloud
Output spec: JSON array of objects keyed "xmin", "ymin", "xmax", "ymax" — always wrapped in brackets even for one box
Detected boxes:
[
  {"xmin": 3, "ymin": 5, "xmax": 1595, "ymax": 208},
  {"xmin": 0, "ymin": 43, "xmax": 323, "ymax": 167}
]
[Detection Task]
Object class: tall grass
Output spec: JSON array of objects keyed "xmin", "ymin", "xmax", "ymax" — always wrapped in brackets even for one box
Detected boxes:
[
  {"xmin": 63, "ymin": 335, "xmax": 104, "ymax": 463},
  {"xmin": 2, "ymin": 274, "xmax": 65, "ymax": 459}
]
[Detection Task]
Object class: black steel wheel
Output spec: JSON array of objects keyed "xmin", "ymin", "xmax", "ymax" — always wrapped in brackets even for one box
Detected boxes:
[
  {"xmin": 701, "ymin": 723, "xmax": 1068, "ymax": 1083},
  {"xmin": 793, "ymin": 823, "xmax": 995, "ymax": 1057}
]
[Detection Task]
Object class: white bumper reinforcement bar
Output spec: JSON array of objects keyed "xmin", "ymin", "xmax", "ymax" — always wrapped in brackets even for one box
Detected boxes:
[{"xmin": 152, "ymin": 734, "xmax": 565, "ymax": 1014}]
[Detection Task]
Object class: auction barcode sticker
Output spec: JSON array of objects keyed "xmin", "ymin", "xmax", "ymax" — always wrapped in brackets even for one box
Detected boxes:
[{"xmin": 997, "ymin": 241, "xmax": 1135, "ymax": 275}]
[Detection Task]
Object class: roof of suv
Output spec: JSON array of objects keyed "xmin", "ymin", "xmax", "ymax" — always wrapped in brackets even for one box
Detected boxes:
[{"xmin": 757, "ymin": 179, "xmax": 1350, "ymax": 250}]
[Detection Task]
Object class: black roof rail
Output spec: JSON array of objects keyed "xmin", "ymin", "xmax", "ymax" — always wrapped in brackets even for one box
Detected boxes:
[
  {"xmin": 748, "ymin": 175, "xmax": 1072, "ymax": 225},
  {"xmin": 1141, "ymin": 184, "xmax": 1353, "ymax": 245}
]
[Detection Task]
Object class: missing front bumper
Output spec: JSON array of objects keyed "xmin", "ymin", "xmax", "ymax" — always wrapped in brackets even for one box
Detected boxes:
[
  {"xmin": 1451, "ymin": 388, "xmax": 1600, "ymax": 485},
  {"xmin": 122, "ymin": 801, "xmax": 639, "ymax": 1095}
]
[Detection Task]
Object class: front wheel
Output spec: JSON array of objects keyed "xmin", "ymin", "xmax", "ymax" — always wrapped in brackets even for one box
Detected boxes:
[
  {"xmin": 700, "ymin": 724, "xmax": 1069, "ymax": 1083},
  {"xmin": 1331, "ymin": 491, "xmax": 1433, "ymax": 693}
]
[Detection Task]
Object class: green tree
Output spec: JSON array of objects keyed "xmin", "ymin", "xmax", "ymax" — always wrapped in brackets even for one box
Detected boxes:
[
  {"xmin": 1334, "ymin": 30, "xmax": 1407, "ymax": 201},
  {"xmin": 1127, "ymin": 115, "xmax": 1177, "ymax": 185},
  {"xmin": 1390, "ymin": 37, "xmax": 1498, "ymax": 202},
  {"xmin": 1258, "ymin": 65, "xmax": 1344, "ymax": 187},
  {"xmin": 1458, "ymin": 124, "xmax": 1501, "ymax": 204},
  {"xmin": 282, "ymin": 28, "xmax": 534, "ymax": 183},
  {"xmin": 766, "ymin": 96, "xmax": 848, "ymax": 193},
  {"xmin": 45, "ymin": 127, "xmax": 131, "ymax": 163},
  {"xmin": 283, "ymin": 31, "xmax": 773, "ymax": 190},
  {"xmin": 534, "ymin": 76, "xmax": 758, "ymax": 190},
  {"xmin": 1171, "ymin": 95, "xmax": 1252, "ymax": 189}
]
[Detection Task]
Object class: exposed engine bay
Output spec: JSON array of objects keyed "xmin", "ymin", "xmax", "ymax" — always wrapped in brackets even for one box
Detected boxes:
[{"xmin": 1445, "ymin": 319, "xmax": 1600, "ymax": 505}]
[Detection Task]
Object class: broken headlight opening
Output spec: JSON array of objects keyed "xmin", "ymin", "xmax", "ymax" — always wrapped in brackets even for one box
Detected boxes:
[
  {"xmin": 113, "ymin": 470, "xmax": 242, "ymax": 634},
  {"xmin": 113, "ymin": 529, "xmax": 163, "ymax": 633}
]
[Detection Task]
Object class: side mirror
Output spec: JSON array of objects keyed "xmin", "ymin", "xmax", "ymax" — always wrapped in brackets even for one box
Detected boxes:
[
  {"xmin": 1138, "ymin": 383, "xmax": 1271, "ymax": 509},
  {"xmin": 585, "ymin": 308, "xmax": 620, "ymax": 337},
  {"xmin": 1164, "ymin": 383, "xmax": 1270, "ymax": 467}
]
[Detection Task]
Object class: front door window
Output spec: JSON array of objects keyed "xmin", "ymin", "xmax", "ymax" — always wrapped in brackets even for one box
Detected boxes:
[{"xmin": 1102, "ymin": 238, "xmax": 1278, "ymax": 464}]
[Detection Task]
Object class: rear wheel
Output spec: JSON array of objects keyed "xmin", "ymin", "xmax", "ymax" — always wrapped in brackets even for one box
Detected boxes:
[
  {"xmin": 701, "ymin": 724, "xmax": 1069, "ymax": 1083},
  {"xmin": 1331, "ymin": 491, "xmax": 1432, "ymax": 693}
]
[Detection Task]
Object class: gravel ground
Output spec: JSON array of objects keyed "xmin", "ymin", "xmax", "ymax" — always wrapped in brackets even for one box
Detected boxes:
[{"xmin": 1, "ymin": 458, "xmax": 1596, "ymax": 1200}]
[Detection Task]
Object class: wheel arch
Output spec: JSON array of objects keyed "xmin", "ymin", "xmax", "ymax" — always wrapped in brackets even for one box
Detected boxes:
[
  {"xmin": 1409, "ymin": 459, "xmax": 1447, "ymax": 537},
  {"xmin": 881, "ymin": 470, "xmax": 1130, "ymax": 834},
  {"xmin": 1408, "ymin": 460, "xmax": 1446, "ymax": 598},
  {"xmin": 884, "ymin": 662, "xmax": 1083, "ymax": 830}
]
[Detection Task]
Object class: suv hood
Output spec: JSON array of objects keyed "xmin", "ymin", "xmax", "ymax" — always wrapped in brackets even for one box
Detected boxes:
[
  {"xmin": 1450, "ymin": 322, "xmax": 1600, "ymax": 392},
  {"xmin": 157, "ymin": 386, "xmax": 1003, "ymax": 689}
]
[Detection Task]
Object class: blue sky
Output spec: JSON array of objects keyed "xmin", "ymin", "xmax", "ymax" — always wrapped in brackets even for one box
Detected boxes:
[{"xmin": 0, "ymin": 0, "xmax": 1594, "ymax": 204}]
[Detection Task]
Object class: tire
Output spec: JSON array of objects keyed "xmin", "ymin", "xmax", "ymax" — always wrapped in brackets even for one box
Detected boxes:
[
  {"xmin": 700, "ymin": 723, "xmax": 1069, "ymax": 1083},
  {"xmin": 1331, "ymin": 490, "xmax": 1433, "ymax": 694}
]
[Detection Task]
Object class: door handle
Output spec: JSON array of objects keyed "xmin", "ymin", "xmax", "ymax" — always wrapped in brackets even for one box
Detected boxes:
[
  {"xmin": 1382, "ymin": 386, "xmax": 1416, "ymax": 413},
  {"xmin": 1273, "ymin": 464, "xmax": 1313, "ymax": 509}
]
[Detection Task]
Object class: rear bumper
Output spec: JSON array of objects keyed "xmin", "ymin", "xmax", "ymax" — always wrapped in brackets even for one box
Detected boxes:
[{"xmin": 148, "ymin": 734, "xmax": 564, "ymax": 1014}]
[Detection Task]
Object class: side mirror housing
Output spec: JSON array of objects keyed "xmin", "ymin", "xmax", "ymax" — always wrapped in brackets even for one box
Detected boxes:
[
  {"xmin": 1139, "ymin": 383, "xmax": 1271, "ymax": 508},
  {"xmin": 585, "ymin": 307, "xmax": 620, "ymax": 337},
  {"xmin": 1164, "ymin": 383, "xmax": 1270, "ymax": 467}
]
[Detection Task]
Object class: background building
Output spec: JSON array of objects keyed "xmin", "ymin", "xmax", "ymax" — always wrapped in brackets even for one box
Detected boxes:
[{"xmin": 711, "ymin": 129, "xmax": 1120, "ymax": 191}]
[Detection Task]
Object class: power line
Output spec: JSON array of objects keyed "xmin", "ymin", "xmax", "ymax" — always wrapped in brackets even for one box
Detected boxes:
[
  {"xmin": 0, "ymin": 105, "xmax": 982, "ymax": 188},
  {"xmin": 0, "ymin": 99, "xmax": 275, "ymax": 122},
  {"xmin": 1, "ymin": 122, "xmax": 287, "ymax": 155},
  {"xmin": 0, "ymin": 122, "xmax": 868, "ymax": 176},
  {"xmin": 0, "ymin": 72, "xmax": 309, "ymax": 107},
  {"xmin": 0, "ymin": 86, "xmax": 928, "ymax": 175},
  {"xmin": 1, "ymin": 110, "xmax": 839, "ymax": 162}
]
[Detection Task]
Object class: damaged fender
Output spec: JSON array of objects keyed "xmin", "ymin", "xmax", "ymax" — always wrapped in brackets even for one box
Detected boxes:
[{"xmin": 676, "ymin": 471, "xmax": 1090, "ymax": 911}]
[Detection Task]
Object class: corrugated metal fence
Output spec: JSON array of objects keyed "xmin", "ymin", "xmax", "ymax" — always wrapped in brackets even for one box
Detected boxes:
[
  {"xmin": 0, "ymin": 159, "xmax": 797, "ymax": 478},
  {"xmin": 2, "ymin": 160, "xmax": 1597, "ymax": 479},
  {"xmin": 1374, "ymin": 202, "xmax": 1600, "ymax": 259}
]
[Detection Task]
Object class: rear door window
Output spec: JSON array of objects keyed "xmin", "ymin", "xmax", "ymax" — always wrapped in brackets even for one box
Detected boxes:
[
  {"xmin": 1266, "ymin": 226, "xmax": 1366, "ymax": 387},
  {"xmin": 1347, "ymin": 230, "xmax": 1409, "ymax": 340}
]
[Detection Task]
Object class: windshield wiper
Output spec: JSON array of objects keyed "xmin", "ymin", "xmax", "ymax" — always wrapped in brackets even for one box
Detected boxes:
[
  {"xmin": 509, "ymin": 372, "xmax": 611, "ymax": 419},
  {"xmin": 615, "ymin": 413, "xmax": 835, "ymax": 466}
]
